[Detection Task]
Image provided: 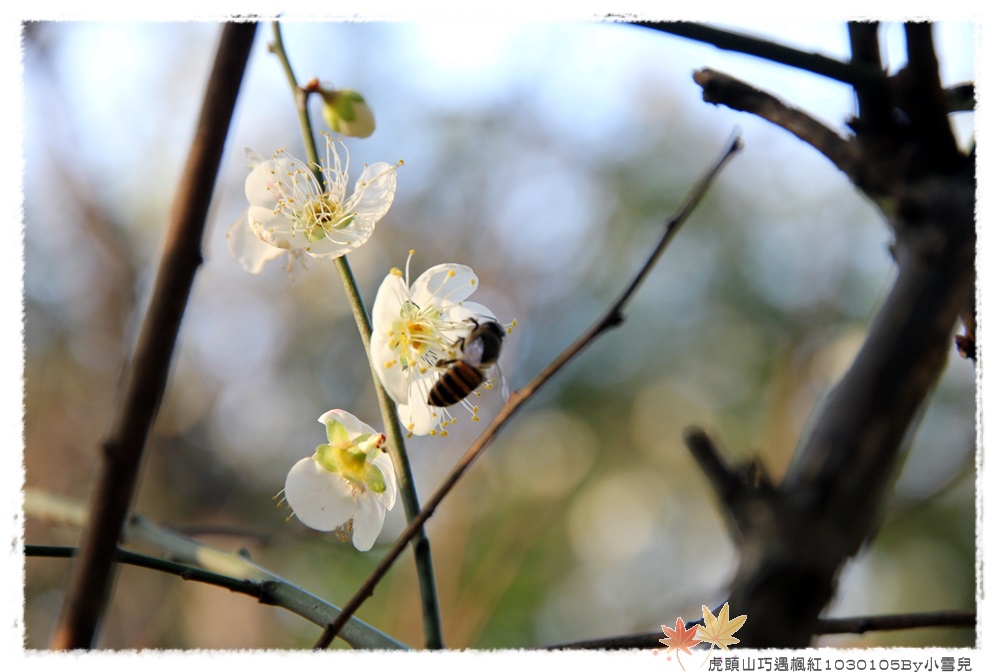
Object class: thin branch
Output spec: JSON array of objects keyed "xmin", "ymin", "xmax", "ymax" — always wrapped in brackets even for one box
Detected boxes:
[
  {"xmin": 50, "ymin": 23, "xmax": 258, "ymax": 651},
  {"xmin": 546, "ymin": 609, "xmax": 975, "ymax": 650},
  {"xmin": 26, "ymin": 490, "xmax": 405, "ymax": 649},
  {"xmin": 29, "ymin": 545, "xmax": 257, "ymax": 596},
  {"xmin": 638, "ymin": 22, "xmax": 887, "ymax": 90},
  {"xmin": 818, "ymin": 610, "xmax": 976, "ymax": 635},
  {"xmin": 312, "ymin": 134, "xmax": 744, "ymax": 649},
  {"xmin": 27, "ymin": 544, "xmax": 406, "ymax": 649}
]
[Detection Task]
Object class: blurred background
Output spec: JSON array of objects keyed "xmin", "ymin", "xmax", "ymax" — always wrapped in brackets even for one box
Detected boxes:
[{"xmin": 20, "ymin": 20, "xmax": 976, "ymax": 649}]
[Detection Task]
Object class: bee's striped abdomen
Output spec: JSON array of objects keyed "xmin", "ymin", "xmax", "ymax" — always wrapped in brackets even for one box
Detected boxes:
[{"xmin": 428, "ymin": 362, "xmax": 485, "ymax": 407}]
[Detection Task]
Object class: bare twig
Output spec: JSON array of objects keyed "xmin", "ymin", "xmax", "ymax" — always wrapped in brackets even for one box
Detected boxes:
[
  {"xmin": 49, "ymin": 23, "xmax": 258, "ymax": 650},
  {"xmin": 312, "ymin": 134, "xmax": 745, "ymax": 649},
  {"xmin": 545, "ymin": 609, "xmax": 975, "ymax": 649}
]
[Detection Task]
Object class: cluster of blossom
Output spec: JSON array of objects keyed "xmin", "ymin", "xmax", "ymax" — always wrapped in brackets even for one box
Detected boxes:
[{"xmin": 230, "ymin": 114, "xmax": 510, "ymax": 550}]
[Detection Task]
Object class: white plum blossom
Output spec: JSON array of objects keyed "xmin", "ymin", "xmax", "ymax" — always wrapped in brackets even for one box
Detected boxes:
[
  {"xmin": 371, "ymin": 252, "xmax": 507, "ymax": 437},
  {"xmin": 282, "ymin": 410, "xmax": 397, "ymax": 551},
  {"xmin": 227, "ymin": 134, "xmax": 400, "ymax": 274}
]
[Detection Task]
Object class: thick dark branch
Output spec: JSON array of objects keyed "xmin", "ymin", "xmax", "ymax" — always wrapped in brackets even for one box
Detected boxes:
[
  {"xmin": 900, "ymin": 23, "xmax": 962, "ymax": 170},
  {"xmin": 679, "ymin": 22, "xmax": 975, "ymax": 648},
  {"xmin": 946, "ymin": 83, "xmax": 975, "ymax": 113},
  {"xmin": 684, "ymin": 428, "xmax": 776, "ymax": 543},
  {"xmin": 50, "ymin": 23, "xmax": 257, "ymax": 650},
  {"xmin": 638, "ymin": 22, "xmax": 886, "ymax": 90},
  {"xmin": 848, "ymin": 22, "xmax": 893, "ymax": 133},
  {"xmin": 694, "ymin": 69, "xmax": 857, "ymax": 179},
  {"xmin": 725, "ymin": 170, "xmax": 975, "ymax": 648}
]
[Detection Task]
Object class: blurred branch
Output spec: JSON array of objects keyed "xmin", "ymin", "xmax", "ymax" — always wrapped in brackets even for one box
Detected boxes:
[
  {"xmin": 25, "ymin": 490, "xmax": 405, "ymax": 650},
  {"xmin": 313, "ymin": 133, "xmax": 744, "ymax": 649},
  {"xmin": 900, "ymin": 23, "xmax": 962, "ymax": 170},
  {"xmin": 546, "ymin": 609, "xmax": 976, "ymax": 650},
  {"xmin": 268, "ymin": 21, "xmax": 443, "ymax": 649},
  {"xmin": 946, "ymin": 83, "xmax": 975, "ymax": 113},
  {"xmin": 637, "ymin": 22, "xmax": 887, "ymax": 89},
  {"xmin": 50, "ymin": 22, "xmax": 258, "ymax": 651},
  {"xmin": 681, "ymin": 22, "xmax": 976, "ymax": 647},
  {"xmin": 694, "ymin": 68, "xmax": 857, "ymax": 178},
  {"xmin": 847, "ymin": 22, "xmax": 893, "ymax": 134},
  {"xmin": 164, "ymin": 524, "xmax": 273, "ymax": 544}
]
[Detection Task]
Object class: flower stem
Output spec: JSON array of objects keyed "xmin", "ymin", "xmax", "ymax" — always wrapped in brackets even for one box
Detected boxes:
[{"xmin": 269, "ymin": 21, "xmax": 443, "ymax": 649}]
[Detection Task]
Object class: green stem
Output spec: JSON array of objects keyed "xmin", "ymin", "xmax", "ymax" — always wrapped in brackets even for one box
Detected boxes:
[{"xmin": 268, "ymin": 21, "xmax": 443, "ymax": 649}]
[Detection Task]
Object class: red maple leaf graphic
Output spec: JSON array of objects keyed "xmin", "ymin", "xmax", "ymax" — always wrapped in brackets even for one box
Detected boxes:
[{"xmin": 659, "ymin": 616, "xmax": 699, "ymax": 669}]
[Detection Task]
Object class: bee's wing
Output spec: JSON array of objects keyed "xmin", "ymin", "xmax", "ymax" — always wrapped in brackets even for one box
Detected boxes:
[
  {"xmin": 463, "ymin": 335, "xmax": 486, "ymax": 367},
  {"xmin": 493, "ymin": 362, "xmax": 510, "ymax": 402}
]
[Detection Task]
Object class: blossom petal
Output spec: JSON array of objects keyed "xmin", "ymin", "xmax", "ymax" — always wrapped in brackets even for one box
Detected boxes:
[
  {"xmin": 372, "ymin": 450, "xmax": 397, "ymax": 512},
  {"xmin": 350, "ymin": 492, "xmax": 387, "ymax": 551},
  {"xmin": 244, "ymin": 156, "xmax": 297, "ymax": 208},
  {"xmin": 243, "ymin": 146, "xmax": 266, "ymax": 169},
  {"xmin": 299, "ymin": 162, "xmax": 396, "ymax": 260},
  {"xmin": 226, "ymin": 213, "xmax": 287, "ymax": 274},
  {"xmin": 410, "ymin": 264, "xmax": 479, "ymax": 307},
  {"xmin": 284, "ymin": 457, "xmax": 356, "ymax": 532},
  {"xmin": 300, "ymin": 232, "xmax": 369, "ymax": 260},
  {"xmin": 351, "ymin": 162, "xmax": 397, "ymax": 227},
  {"xmin": 397, "ymin": 376, "xmax": 444, "ymax": 436},
  {"xmin": 371, "ymin": 273, "xmax": 414, "ymax": 404},
  {"xmin": 318, "ymin": 409, "xmax": 378, "ymax": 440}
]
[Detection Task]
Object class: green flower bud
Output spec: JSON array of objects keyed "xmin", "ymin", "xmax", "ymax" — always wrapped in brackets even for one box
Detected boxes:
[{"xmin": 321, "ymin": 88, "xmax": 376, "ymax": 138}]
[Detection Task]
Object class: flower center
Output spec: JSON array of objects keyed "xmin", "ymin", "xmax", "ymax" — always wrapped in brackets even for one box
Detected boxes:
[
  {"xmin": 389, "ymin": 301, "xmax": 452, "ymax": 369},
  {"xmin": 297, "ymin": 195, "xmax": 355, "ymax": 242}
]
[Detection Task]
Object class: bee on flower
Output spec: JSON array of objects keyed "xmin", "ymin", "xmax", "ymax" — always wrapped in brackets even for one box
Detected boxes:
[
  {"xmin": 371, "ymin": 252, "xmax": 514, "ymax": 437},
  {"xmin": 227, "ymin": 133, "xmax": 401, "ymax": 274}
]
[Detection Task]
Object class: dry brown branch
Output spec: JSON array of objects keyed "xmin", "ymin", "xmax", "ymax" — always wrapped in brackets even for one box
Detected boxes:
[{"xmin": 49, "ymin": 22, "xmax": 258, "ymax": 650}]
